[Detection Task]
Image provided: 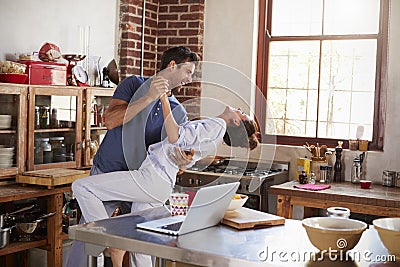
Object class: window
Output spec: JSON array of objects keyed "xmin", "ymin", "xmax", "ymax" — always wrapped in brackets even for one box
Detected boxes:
[{"xmin": 256, "ymin": 0, "xmax": 389, "ymax": 150}]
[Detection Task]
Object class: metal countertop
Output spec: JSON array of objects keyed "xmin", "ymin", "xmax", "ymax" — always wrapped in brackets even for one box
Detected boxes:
[{"xmin": 69, "ymin": 207, "xmax": 393, "ymax": 267}]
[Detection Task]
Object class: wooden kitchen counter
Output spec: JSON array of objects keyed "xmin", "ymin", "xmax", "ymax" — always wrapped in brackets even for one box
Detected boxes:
[
  {"xmin": 269, "ymin": 181, "xmax": 400, "ymax": 218},
  {"xmin": 0, "ymin": 184, "xmax": 71, "ymax": 267}
]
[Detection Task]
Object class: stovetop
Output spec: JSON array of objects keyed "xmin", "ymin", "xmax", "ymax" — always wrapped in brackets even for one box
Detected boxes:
[{"xmin": 185, "ymin": 160, "xmax": 289, "ymax": 179}]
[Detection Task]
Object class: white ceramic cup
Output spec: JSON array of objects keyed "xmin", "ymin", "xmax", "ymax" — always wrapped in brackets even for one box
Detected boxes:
[{"xmin": 168, "ymin": 193, "xmax": 189, "ymax": 216}]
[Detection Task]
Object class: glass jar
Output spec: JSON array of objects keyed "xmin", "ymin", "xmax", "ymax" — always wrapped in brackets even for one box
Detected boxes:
[
  {"xmin": 50, "ymin": 108, "xmax": 59, "ymax": 128},
  {"xmin": 382, "ymin": 170, "xmax": 396, "ymax": 187},
  {"xmin": 50, "ymin": 137, "xmax": 66, "ymax": 162},
  {"xmin": 351, "ymin": 158, "xmax": 362, "ymax": 184},
  {"xmin": 298, "ymin": 171, "xmax": 308, "ymax": 184},
  {"xmin": 34, "ymin": 106, "xmax": 40, "ymax": 129},
  {"xmin": 39, "ymin": 106, "xmax": 50, "ymax": 129},
  {"xmin": 34, "ymin": 138, "xmax": 43, "ymax": 164},
  {"xmin": 311, "ymin": 159, "xmax": 328, "ymax": 182},
  {"xmin": 40, "ymin": 138, "xmax": 53, "ymax": 164},
  {"xmin": 327, "ymin": 207, "xmax": 350, "ymax": 218}
]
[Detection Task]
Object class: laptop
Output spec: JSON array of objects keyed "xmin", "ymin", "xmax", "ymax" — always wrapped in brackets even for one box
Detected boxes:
[{"xmin": 136, "ymin": 182, "xmax": 240, "ymax": 236}]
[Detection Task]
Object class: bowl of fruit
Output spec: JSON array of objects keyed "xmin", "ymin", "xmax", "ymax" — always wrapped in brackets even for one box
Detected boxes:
[{"xmin": 227, "ymin": 194, "xmax": 248, "ymax": 211}]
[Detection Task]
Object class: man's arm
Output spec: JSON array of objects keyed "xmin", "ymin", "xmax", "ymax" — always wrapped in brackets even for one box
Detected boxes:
[{"xmin": 104, "ymin": 77, "xmax": 170, "ymax": 130}]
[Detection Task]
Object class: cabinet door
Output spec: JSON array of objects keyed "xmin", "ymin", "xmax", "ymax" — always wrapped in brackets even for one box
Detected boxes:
[
  {"xmin": 0, "ymin": 83, "xmax": 27, "ymax": 179},
  {"xmin": 27, "ymin": 86, "xmax": 84, "ymax": 170},
  {"xmin": 83, "ymin": 87, "xmax": 115, "ymax": 167}
]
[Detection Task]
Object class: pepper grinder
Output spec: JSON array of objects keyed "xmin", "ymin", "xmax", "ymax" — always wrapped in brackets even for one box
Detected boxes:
[{"xmin": 334, "ymin": 141, "xmax": 343, "ymax": 182}]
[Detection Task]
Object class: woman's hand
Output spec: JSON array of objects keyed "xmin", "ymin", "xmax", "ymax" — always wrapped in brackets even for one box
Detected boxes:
[{"xmin": 170, "ymin": 147, "xmax": 194, "ymax": 172}]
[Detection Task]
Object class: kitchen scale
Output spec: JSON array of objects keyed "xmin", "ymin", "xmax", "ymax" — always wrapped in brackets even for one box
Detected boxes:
[{"xmin": 62, "ymin": 54, "xmax": 88, "ymax": 86}]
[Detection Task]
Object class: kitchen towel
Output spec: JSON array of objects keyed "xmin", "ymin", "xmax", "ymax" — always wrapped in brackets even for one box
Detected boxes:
[{"xmin": 293, "ymin": 183, "xmax": 331, "ymax": 191}]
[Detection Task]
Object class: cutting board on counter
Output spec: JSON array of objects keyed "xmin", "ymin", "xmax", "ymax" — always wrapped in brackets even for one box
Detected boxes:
[
  {"xmin": 221, "ymin": 207, "xmax": 285, "ymax": 229},
  {"xmin": 16, "ymin": 168, "xmax": 89, "ymax": 189}
]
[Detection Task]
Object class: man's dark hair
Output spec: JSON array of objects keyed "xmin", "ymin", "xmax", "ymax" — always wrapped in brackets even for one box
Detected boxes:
[{"xmin": 160, "ymin": 46, "xmax": 200, "ymax": 70}]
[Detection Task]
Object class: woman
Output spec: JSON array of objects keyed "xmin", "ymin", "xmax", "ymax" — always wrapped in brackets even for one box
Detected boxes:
[{"xmin": 72, "ymin": 91, "xmax": 259, "ymax": 266}]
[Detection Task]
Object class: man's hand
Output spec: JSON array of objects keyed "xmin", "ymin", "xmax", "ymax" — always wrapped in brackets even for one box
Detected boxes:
[
  {"xmin": 148, "ymin": 77, "xmax": 170, "ymax": 101},
  {"xmin": 170, "ymin": 147, "xmax": 194, "ymax": 173}
]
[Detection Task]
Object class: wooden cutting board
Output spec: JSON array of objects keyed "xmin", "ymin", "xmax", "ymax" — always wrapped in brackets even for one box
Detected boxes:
[
  {"xmin": 221, "ymin": 207, "xmax": 285, "ymax": 229},
  {"xmin": 16, "ymin": 168, "xmax": 89, "ymax": 189}
]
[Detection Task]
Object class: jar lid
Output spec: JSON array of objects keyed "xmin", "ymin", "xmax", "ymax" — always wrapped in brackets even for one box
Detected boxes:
[{"xmin": 50, "ymin": 136, "xmax": 64, "ymax": 141}]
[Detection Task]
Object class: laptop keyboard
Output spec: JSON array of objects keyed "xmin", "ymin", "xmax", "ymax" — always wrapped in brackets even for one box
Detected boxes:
[{"xmin": 160, "ymin": 221, "xmax": 183, "ymax": 231}]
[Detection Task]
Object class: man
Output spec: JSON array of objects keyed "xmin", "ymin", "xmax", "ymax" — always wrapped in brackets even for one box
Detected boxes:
[{"xmin": 66, "ymin": 46, "xmax": 199, "ymax": 267}]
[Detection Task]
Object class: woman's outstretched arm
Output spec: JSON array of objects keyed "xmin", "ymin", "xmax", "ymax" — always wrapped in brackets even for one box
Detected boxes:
[{"xmin": 160, "ymin": 93, "xmax": 179, "ymax": 143}]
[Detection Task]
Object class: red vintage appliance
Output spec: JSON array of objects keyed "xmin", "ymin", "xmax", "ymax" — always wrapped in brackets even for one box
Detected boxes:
[{"xmin": 19, "ymin": 60, "xmax": 67, "ymax": 85}]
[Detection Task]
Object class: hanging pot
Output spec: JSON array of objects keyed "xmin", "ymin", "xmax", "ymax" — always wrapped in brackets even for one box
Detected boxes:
[{"xmin": 0, "ymin": 226, "xmax": 14, "ymax": 249}]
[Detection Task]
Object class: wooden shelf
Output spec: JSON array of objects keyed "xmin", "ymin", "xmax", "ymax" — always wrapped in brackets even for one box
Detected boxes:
[
  {"xmin": 0, "ymin": 130, "xmax": 16, "ymax": 134},
  {"xmin": 0, "ymin": 239, "xmax": 47, "ymax": 257},
  {"xmin": 90, "ymin": 126, "xmax": 107, "ymax": 131},
  {"xmin": 33, "ymin": 128, "xmax": 75, "ymax": 133},
  {"xmin": 0, "ymin": 167, "xmax": 18, "ymax": 179}
]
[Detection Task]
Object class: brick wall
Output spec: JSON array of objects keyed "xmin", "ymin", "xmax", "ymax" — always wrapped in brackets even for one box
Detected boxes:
[{"xmin": 118, "ymin": 0, "xmax": 204, "ymax": 118}]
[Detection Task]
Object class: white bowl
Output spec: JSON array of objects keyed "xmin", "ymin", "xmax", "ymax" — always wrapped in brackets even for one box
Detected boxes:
[
  {"xmin": 373, "ymin": 218, "xmax": 400, "ymax": 259},
  {"xmin": 227, "ymin": 194, "xmax": 248, "ymax": 211},
  {"xmin": 302, "ymin": 217, "xmax": 367, "ymax": 252}
]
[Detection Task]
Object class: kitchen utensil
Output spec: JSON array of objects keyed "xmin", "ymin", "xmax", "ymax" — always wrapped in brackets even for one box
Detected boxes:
[
  {"xmin": 87, "ymin": 56, "xmax": 101, "ymax": 86},
  {"xmin": 0, "ymin": 115, "xmax": 12, "ymax": 129},
  {"xmin": 221, "ymin": 207, "xmax": 285, "ymax": 229},
  {"xmin": 227, "ymin": 194, "xmax": 248, "ymax": 211},
  {"xmin": 327, "ymin": 207, "xmax": 350, "ymax": 218},
  {"xmin": 106, "ymin": 59, "xmax": 119, "ymax": 85},
  {"xmin": 0, "ymin": 73, "xmax": 28, "ymax": 84},
  {"xmin": 358, "ymin": 140, "xmax": 369, "ymax": 151},
  {"xmin": 373, "ymin": 217, "xmax": 400, "ymax": 260},
  {"xmin": 168, "ymin": 193, "xmax": 189, "ymax": 216},
  {"xmin": 351, "ymin": 156, "xmax": 362, "ymax": 184},
  {"xmin": 302, "ymin": 217, "xmax": 367, "ymax": 252},
  {"xmin": 196, "ymin": 155, "xmax": 227, "ymax": 166},
  {"xmin": 0, "ymin": 226, "xmax": 14, "ymax": 249},
  {"xmin": 0, "ymin": 204, "xmax": 35, "ymax": 228},
  {"xmin": 15, "ymin": 211, "xmax": 56, "ymax": 234},
  {"xmin": 382, "ymin": 170, "xmax": 396, "ymax": 187},
  {"xmin": 360, "ymin": 180, "xmax": 372, "ymax": 189},
  {"xmin": 62, "ymin": 54, "xmax": 86, "ymax": 86}
]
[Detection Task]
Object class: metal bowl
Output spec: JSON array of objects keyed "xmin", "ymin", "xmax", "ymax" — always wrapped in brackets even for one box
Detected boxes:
[{"xmin": 15, "ymin": 211, "xmax": 56, "ymax": 234}]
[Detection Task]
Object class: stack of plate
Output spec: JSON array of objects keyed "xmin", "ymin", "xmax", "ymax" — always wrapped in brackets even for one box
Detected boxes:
[
  {"xmin": 0, "ymin": 145, "xmax": 14, "ymax": 168},
  {"xmin": 0, "ymin": 115, "xmax": 12, "ymax": 129}
]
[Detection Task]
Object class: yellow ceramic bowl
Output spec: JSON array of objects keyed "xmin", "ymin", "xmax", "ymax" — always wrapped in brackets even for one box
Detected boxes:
[
  {"xmin": 302, "ymin": 217, "xmax": 367, "ymax": 252},
  {"xmin": 373, "ymin": 217, "xmax": 400, "ymax": 260},
  {"xmin": 227, "ymin": 194, "xmax": 248, "ymax": 211}
]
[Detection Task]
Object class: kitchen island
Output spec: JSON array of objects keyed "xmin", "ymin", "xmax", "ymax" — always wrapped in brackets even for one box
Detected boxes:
[
  {"xmin": 68, "ymin": 206, "xmax": 394, "ymax": 267},
  {"xmin": 269, "ymin": 181, "xmax": 400, "ymax": 219}
]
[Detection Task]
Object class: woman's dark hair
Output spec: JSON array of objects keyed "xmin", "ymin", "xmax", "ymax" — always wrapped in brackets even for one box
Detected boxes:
[
  {"xmin": 160, "ymin": 46, "xmax": 200, "ymax": 70},
  {"xmin": 223, "ymin": 119, "xmax": 260, "ymax": 150}
]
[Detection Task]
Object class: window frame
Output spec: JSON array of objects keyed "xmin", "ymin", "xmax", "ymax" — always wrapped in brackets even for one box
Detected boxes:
[{"xmin": 255, "ymin": 0, "xmax": 389, "ymax": 150}]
